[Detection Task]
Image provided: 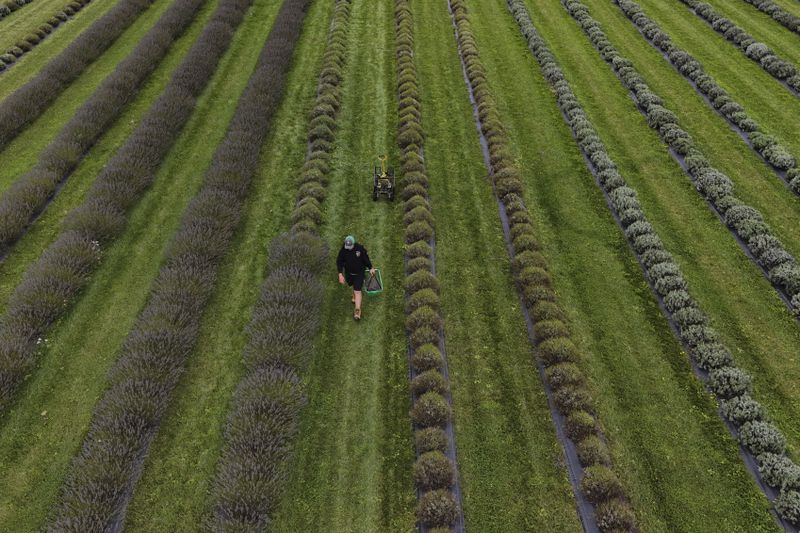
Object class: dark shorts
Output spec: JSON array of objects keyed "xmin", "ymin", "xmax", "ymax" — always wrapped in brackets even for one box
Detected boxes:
[{"xmin": 346, "ymin": 272, "xmax": 364, "ymax": 291}]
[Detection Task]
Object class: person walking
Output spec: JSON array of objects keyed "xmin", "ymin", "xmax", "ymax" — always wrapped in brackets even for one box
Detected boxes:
[{"xmin": 337, "ymin": 235, "xmax": 374, "ymax": 320}]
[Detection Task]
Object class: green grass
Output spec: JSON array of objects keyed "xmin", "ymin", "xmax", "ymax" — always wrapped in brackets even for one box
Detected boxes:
[
  {"xmin": 460, "ymin": 0, "xmax": 783, "ymax": 530},
  {"xmin": 690, "ymin": 0, "xmax": 800, "ymax": 66},
  {"xmin": 0, "ymin": 0, "xmax": 284, "ymax": 528},
  {"xmin": 0, "ymin": 0, "xmax": 221, "ymax": 317},
  {"xmin": 0, "ymin": 0, "xmax": 99, "ymax": 52},
  {"xmin": 268, "ymin": 0, "xmax": 415, "ymax": 530},
  {"xmin": 630, "ymin": 0, "xmax": 800, "ymax": 159},
  {"xmin": 122, "ymin": 0, "xmax": 332, "ymax": 528},
  {"xmin": 412, "ymin": 0, "xmax": 582, "ymax": 530},
  {"xmin": 568, "ymin": 0, "xmax": 800, "ymax": 457},
  {"xmin": 0, "ymin": 0, "xmax": 174, "ymax": 195}
]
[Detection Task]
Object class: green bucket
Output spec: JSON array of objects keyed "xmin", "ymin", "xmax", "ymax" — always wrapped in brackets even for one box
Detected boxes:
[{"xmin": 364, "ymin": 268, "xmax": 383, "ymax": 295}]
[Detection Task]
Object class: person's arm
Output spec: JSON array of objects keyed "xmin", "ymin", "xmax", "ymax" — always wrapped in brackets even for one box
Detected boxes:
[
  {"xmin": 336, "ymin": 248, "xmax": 345, "ymax": 284},
  {"xmin": 337, "ymin": 247, "xmax": 345, "ymax": 273}
]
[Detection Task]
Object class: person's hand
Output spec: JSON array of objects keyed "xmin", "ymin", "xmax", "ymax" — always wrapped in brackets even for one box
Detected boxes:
[
  {"xmin": 369, "ymin": 268, "xmax": 376, "ymax": 275},
  {"xmin": 338, "ymin": 273, "xmax": 345, "ymax": 285}
]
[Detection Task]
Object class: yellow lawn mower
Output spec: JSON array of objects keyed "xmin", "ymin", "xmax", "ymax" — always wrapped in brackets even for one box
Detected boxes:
[{"xmin": 372, "ymin": 155, "xmax": 395, "ymax": 201}]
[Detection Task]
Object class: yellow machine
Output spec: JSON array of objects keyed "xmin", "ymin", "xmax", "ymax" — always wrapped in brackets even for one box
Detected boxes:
[{"xmin": 372, "ymin": 155, "xmax": 395, "ymax": 201}]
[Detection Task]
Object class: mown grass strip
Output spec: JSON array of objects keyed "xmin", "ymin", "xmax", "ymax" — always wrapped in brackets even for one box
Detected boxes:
[
  {"xmin": 0, "ymin": 0, "xmax": 210, "ymax": 258},
  {"xmin": 0, "ymin": 0, "xmax": 157, "ymax": 151},
  {"xmin": 0, "ymin": 0, "xmax": 254, "ymax": 417},
  {"xmin": 447, "ymin": 0, "xmax": 637, "ymax": 529},
  {"xmin": 562, "ymin": 0, "xmax": 800, "ymax": 316},
  {"xmin": 48, "ymin": 0, "xmax": 312, "ymax": 527},
  {"xmin": 613, "ymin": 0, "xmax": 800, "ymax": 194},
  {"xmin": 393, "ymin": 0, "xmax": 464, "ymax": 530},
  {"xmin": 0, "ymin": 0, "xmax": 92, "ymax": 75},
  {"xmin": 509, "ymin": 1, "xmax": 798, "ymax": 527},
  {"xmin": 205, "ymin": 0, "xmax": 352, "ymax": 528},
  {"xmin": 675, "ymin": 0, "xmax": 800, "ymax": 96}
]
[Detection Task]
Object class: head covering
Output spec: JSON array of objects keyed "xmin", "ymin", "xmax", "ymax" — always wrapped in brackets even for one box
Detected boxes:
[{"xmin": 344, "ymin": 235, "xmax": 355, "ymax": 250}]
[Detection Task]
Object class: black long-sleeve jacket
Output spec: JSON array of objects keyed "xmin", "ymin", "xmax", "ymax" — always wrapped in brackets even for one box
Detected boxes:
[{"xmin": 336, "ymin": 243, "xmax": 372, "ymax": 276}]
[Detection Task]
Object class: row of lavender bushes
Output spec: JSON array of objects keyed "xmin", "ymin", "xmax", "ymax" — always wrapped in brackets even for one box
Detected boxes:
[
  {"xmin": 448, "ymin": 0, "xmax": 636, "ymax": 529},
  {"xmin": 513, "ymin": 0, "xmax": 800, "ymax": 524},
  {"xmin": 739, "ymin": 0, "xmax": 800, "ymax": 36},
  {"xmin": 562, "ymin": 0, "xmax": 800, "ymax": 315},
  {"xmin": 677, "ymin": 0, "xmax": 800, "ymax": 93},
  {"xmin": 0, "ymin": 0, "xmax": 209, "ymax": 254},
  {"xmin": 395, "ymin": 0, "xmax": 461, "ymax": 529},
  {"xmin": 612, "ymin": 0, "xmax": 799, "ymax": 191},
  {"xmin": 0, "ymin": 0, "xmax": 157, "ymax": 149},
  {"xmin": 49, "ymin": 0, "xmax": 312, "ymax": 528},
  {"xmin": 206, "ymin": 1, "xmax": 353, "ymax": 528},
  {"xmin": 0, "ymin": 0, "xmax": 91, "ymax": 73},
  {"xmin": 0, "ymin": 0, "xmax": 255, "ymax": 414}
]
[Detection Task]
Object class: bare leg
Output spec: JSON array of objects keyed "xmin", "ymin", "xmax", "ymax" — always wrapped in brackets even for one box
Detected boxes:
[
  {"xmin": 354, "ymin": 290, "xmax": 363, "ymax": 311},
  {"xmin": 351, "ymin": 289, "xmax": 355, "ymax": 303}
]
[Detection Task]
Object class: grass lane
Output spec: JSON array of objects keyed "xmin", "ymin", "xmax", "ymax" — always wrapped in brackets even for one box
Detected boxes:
[
  {"xmin": 0, "ymin": 0, "xmax": 221, "ymax": 317},
  {"xmin": 578, "ymin": 0, "xmax": 800, "ymax": 271},
  {"xmin": 269, "ymin": 0, "xmax": 415, "ymax": 530},
  {"xmin": 692, "ymin": 0, "xmax": 800, "ymax": 66},
  {"xmin": 0, "ymin": 0, "xmax": 284, "ymax": 528},
  {"xmin": 528, "ymin": 0, "xmax": 800, "ymax": 489},
  {"xmin": 464, "ymin": 0, "xmax": 782, "ymax": 530},
  {"xmin": 414, "ymin": 0, "xmax": 581, "ymax": 530},
  {"xmin": 0, "ymin": 0, "xmax": 173, "ymax": 195},
  {"xmin": 122, "ymin": 0, "xmax": 332, "ymax": 528},
  {"xmin": 631, "ymin": 0, "xmax": 800, "ymax": 161}
]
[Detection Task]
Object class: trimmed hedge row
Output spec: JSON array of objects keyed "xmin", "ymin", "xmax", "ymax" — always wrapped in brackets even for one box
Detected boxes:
[
  {"xmin": 613, "ymin": 0, "xmax": 800, "ymax": 193},
  {"xmin": 207, "ymin": 1, "xmax": 353, "ymax": 528},
  {"xmin": 555, "ymin": 0, "xmax": 800, "ymax": 523},
  {"xmin": 289, "ymin": 0, "xmax": 351, "ymax": 234},
  {"xmin": 563, "ymin": 0, "xmax": 800, "ymax": 315},
  {"xmin": 49, "ymin": 0, "xmax": 311, "ymax": 527},
  {"xmin": 0, "ymin": 0, "xmax": 33, "ymax": 22},
  {"xmin": 0, "ymin": 0, "xmax": 209, "ymax": 253},
  {"xmin": 448, "ymin": 0, "xmax": 636, "ymax": 530},
  {"xmin": 0, "ymin": 0, "xmax": 154, "ymax": 150},
  {"xmin": 739, "ymin": 0, "xmax": 800, "ymax": 36},
  {"xmin": 0, "ymin": 0, "xmax": 255, "ymax": 414},
  {"xmin": 0, "ymin": 0, "xmax": 91, "ymax": 74},
  {"xmin": 395, "ymin": 0, "xmax": 461, "ymax": 529},
  {"xmin": 677, "ymin": 0, "xmax": 800, "ymax": 94}
]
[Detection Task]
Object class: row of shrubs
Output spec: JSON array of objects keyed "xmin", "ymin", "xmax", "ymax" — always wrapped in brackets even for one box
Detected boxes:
[
  {"xmin": 677, "ymin": 0, "xmax": 800, "ymax": 93},
  {"xmin": 207, "ymin": 1, "xmax": 352, "ymax": 528},
  {"xmin": 0, "ymin": 0, "xmax": 92, "ymax": 74},
  {"xmin": 0, "ymin": 0, "xmax": 33, "ymax": 21},
  {"xmin": 395, "ymin": 0, "xmax": 461, "ymax": 530},
  {"xmin": 0, "ymin": 0, "xmax": 252, "ymax": 414},
  {"xmin": 450, "ymin": 0, "xmax": 636, "ymax": 530},
  {"xmin": 740, "ymin": 0, "xmax": 800, "ymax": 36},
  {"xmin": 562, "ymin": 0, "xmax": 800, "ymax": 316},
  {"xmin": 0, "ymin": 0, "xmax": 153, "ymax": 150},
  {"xmin": 289, "ymin": 0, "xmax": 351, "ymax": 234},
  {"xmin": 557, "ymin": 0, "xmax": 800, "ymax": 523},
  {"xmin": 49, "ymin": 0, "xmax": 312, "ymax": 527},
  {"xmin": 0, "ymin": 0, "xmax": 208, "ymax": 255},
  {"xmin": 613, "ymin": 0, "xmax": 800, "ymax": 192}
]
